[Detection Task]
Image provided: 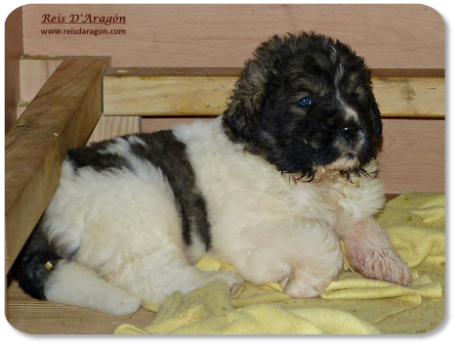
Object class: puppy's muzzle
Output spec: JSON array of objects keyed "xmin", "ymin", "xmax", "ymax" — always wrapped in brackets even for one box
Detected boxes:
[
  {"xmin": 334, "ymin": 120, "xmax": 364, "ymax": 159},
  {"xmin": 336, "ymin": 119, "xmax": 361, "ymax": 143},
  {"xmin": 340, "ymin": 123, "xmax": 360, "ymax": 140}
]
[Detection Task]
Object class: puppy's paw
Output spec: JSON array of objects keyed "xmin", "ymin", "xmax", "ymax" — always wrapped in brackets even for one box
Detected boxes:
[
  {"xmin": 112, "ymin": 295, "xmax": 143, "ymax": 316},
  {"xmin": 281, "ymin": 270, "xmax": 334, "ymax": 298},
  {"xmin": 348, "ymin": 248, "xmax": 413, "ymax": 286},
  {"xmin": 343, "ymin": 217, "xmax": 412, "ymax": 286},
  {"xmin": 283, "ymin": 277, "xmax": 323, "ymax": 298},
  {"xmin": 208, "ymin": 270, "xmax": 244, "ymax": 294}
]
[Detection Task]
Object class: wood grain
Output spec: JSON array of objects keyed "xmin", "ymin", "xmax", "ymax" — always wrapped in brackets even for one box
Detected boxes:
[
  {"xmin": 103, "ymin": 75, "xmax": 235, "ymax": 116},
  {"xmin": 373, "ymin": 77, "xmax": 444, "ymax": 117},
  {"xmin": 5, "ymin": 7, "xmax": 23, "ymax": 133},
  {"xmin": 22, "ymin": 4, "xmax": 444, "ymax": 69},
  {"xmin": 142, "ymin": 117, "xmax": 445, "ymax": 195},
  {"xmin": 104, "ymin": 75, "xmax": 444, "ymax": 117},
  {"xmin": 88, "ymin": 115, "xmax": 141, "ymax": 143},
  {"xmin": 5, "ymin": 58, "xmax": 109, "ymax": 272}
]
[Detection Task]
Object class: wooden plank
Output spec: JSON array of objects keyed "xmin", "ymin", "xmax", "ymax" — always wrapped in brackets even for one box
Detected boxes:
[
  {"xmin": 373, "ymin": 77, "xmax": 445, "ymax": 117},
  {"xmin": 5, "ymin": 7, "xmax": 23, "ymax": 133},
  {"xmin": 87, "ymin": 115, "xmax": 141, "ymax": 144},
  {"xmin": 104, "ymin": 75, "xmax": 235, "ymax": 116},
  {"xmin": 106, "ymin": 67, "xmax": 445, "ymax": 78},
  {"xmin": 22, "ymin": 4, "xmax": 444, "ymax": 69},
  {"xmin": 5, "ymin": 58, "xmax": 110, "ymax": 272},
  {"xmin": 103, "ymin": 75, "xmax": 444, "ymax": 117},
  {"xmin": 141, "ymin": 117, "xmax": 445, "ymax": 195}
]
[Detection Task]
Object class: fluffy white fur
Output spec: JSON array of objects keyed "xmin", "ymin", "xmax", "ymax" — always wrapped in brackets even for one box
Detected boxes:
[
  {"xmin": 43, "ymin": 116, "xmax": 411, "ymax": 314},
  {"xmin": 44, "ymin": 260, "xmax": 142, "ymax": 316}
]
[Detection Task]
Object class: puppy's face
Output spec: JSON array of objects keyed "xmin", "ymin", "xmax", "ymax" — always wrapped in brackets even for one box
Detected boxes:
[{"xmin": 223, "ymin": 32, "xmax": 382, "ymax": 181}]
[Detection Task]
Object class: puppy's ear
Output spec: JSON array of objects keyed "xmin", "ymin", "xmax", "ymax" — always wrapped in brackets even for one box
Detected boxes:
[
  {"xmin": 223, "ymin": 58, "xmax": 268, "ymax": 140},
  {"xmin": 370, "ymin": 95, "xmax": 383, "ymax": 137}
]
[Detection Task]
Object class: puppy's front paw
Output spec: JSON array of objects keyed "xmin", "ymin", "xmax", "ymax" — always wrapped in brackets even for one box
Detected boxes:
[
  {"xmin": 348, "ymin": 248, "xmax": 412, "ymax": 286},
  {"xmin": 208, "ymin": 270, "xmax": 244, "ymax": 294},
  {"xmin": 283, "ymin": 276, "xmax": 324, "ymax": 298},
  {"xmin": 343, "ymin": 217, "xmax": 412, "ymax": 286},
  {"xmin": 281, "ymin": 266, "xmax": 339, "ymax": 298}
]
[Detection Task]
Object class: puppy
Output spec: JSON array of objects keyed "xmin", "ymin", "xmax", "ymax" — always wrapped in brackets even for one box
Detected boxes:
[{"xmin": 14, "ymin": 32, "xmax": 412, "ymax": 315}]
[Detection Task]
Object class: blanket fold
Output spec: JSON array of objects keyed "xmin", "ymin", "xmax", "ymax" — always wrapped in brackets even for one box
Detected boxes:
[{"xmin": 115, "ymin": 192, "xmax": 445, "ymax": 335}]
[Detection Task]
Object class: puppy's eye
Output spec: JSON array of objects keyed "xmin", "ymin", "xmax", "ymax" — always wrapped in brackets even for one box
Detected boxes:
[{"xmin": 298, "ymin": 97, "xmax": 312, "ymax": 107}]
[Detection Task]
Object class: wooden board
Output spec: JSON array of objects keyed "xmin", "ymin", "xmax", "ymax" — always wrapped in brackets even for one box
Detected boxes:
[
  {"xmin": 103, "ymin": 74, "xmax": 444, "ymax": 118},
  {"xmin": 5, "ymin": 58, "xmax": 109, "ymax": 272},
  {"xmin": 104, "ymin": 75, "xmax": 235, "ymax": 116},
  {"xmin": 142, "ymin": 117, "xmax": 445, "ymax": 195},
  {"xmin": 372, "ymin": 77, "xmax": 444, "ymax": 117},
  {"xmin": 22, "ymin": 4, "xmax": 444, "ymax": 69}
]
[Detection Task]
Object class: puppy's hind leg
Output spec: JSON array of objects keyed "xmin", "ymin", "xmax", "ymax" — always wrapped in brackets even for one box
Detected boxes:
[
  {"xmin": 45, "ymin": 260, "xmax": 143, "ymax": 316},
  {"xmin": 108, "ymin": 247, "xmax": 243, "ymax": 307},
  {"xmin": 340, "ymin": 217, "xmax": 412, "ymax": 285},
  {"xmin": 14, "ymin": 229, "xmax": 142, "ymax": 316}
]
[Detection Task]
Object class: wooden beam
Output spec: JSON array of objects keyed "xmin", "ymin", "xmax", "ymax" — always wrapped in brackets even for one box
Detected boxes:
[
  {"xmin": 104, "ymin": 67, "xmax": 445, "ymax": 78},
  {"xmin": 5, "ymin": 58, "xmax": 110, "ymax": 272},
  {"xmin": 104, "ymin": 75, "xmax": 235, "ymax": 116},
  {"xmin": 103, "ymin": 71, "xmax": 444, "ymax": 118},
  {"xmin": 372, "ymin": 77, "xmax": 445, "ymax": 118}
]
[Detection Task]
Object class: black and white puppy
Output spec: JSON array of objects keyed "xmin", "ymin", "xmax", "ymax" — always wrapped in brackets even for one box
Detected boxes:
[{"xmin": 15, "ymin": 32, "xmax": 412, "ymax": 315}]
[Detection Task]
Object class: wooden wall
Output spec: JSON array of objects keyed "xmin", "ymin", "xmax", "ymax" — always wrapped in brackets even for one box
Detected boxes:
[
  {"xmin": 11, "ymin": 4, "xmax": 445, "ymax": 194},
  {"xmin": 5, "ymin": 7, "xmax": 23, "ymax": 133},
  {"xmin": 22, "ymin": 4, "xmax": 444, "ymax": 69}
]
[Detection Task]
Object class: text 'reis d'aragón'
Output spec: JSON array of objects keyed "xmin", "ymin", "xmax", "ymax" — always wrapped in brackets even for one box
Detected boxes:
[{"xmin": 41, "ymin": 13, "xmax": 126, "ymax": 26}]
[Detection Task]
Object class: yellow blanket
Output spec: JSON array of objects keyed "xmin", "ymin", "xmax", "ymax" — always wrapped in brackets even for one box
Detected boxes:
[{"xmin": 115, "ymin": 192, "xmax": 445, "ymax": 334}]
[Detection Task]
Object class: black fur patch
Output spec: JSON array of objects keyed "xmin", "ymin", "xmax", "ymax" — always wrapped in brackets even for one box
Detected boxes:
[
  {"xmin": 129, "ymin": 131, "xmax": 212, "ymax": 250},
  {"xmin": 66, "ymin": 131, "xmax": 212, "ymax": 250},
  {"xmin": 12, "ymin": 223, "xmax": 63, "ymax": 300},
  {"xmin": 223, "ymin": 32, "xmax": 382, "ymax": 180},
  {"xmin": 67, "ymin": 139, "xmax": 131, "ymax": 172}
]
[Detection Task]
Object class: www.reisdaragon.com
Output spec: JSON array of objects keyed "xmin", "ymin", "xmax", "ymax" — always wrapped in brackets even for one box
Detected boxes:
[{"xmin": 40, "ymin": 27, "xmax": 126, "ymax": 36}]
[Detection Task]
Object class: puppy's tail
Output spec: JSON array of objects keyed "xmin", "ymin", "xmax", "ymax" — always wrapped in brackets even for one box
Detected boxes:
[{"xmin": 13, "ymin": 225, "xmax": 142, "ymax": 316}]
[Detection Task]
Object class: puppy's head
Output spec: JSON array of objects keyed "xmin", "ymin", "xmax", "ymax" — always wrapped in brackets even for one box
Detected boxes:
[{"xmin": 223, "ymin": 32, "xmax": 382, "ymax": 181}]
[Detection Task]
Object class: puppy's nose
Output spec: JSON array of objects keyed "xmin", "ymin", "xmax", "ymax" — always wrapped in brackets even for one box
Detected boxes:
[{"xmin": 340, "ymin": 123, "xmax": 359, "ymax": 139}]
